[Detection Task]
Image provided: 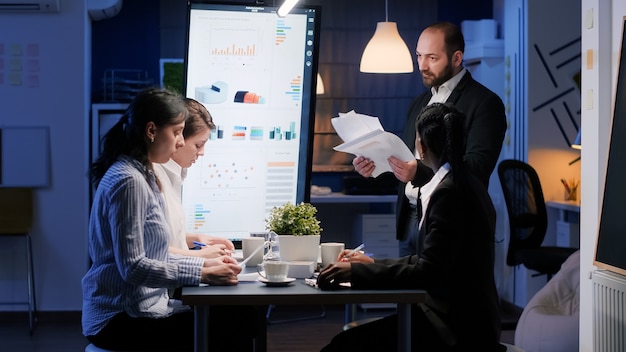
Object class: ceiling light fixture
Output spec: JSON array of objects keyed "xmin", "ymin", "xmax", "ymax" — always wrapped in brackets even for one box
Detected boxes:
[
  {"xmin": 360, "ymin": 0, "xmax": 413, "ymax": 73},
  {"xmin": 316, "ymin": 73, "xmax": 325, "ymax": 95},
  {"xmin": 277, "ymin": 0, "xmax": 299, "ymax": 18}
]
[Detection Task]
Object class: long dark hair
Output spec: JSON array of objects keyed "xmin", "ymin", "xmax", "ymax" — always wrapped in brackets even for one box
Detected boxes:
[
  {"xmin": 416, "ymin": 102, "xmax": 467, "ymax": 187},
  {"xmin": 89, "ymin": 87, "xmax": 188, "ymax": 188}
]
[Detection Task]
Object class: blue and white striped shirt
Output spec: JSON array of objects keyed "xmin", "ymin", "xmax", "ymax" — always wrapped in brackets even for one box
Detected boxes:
[{"xmin": 82, "ymin": 156, "xmax": 204, "ymax": 336}]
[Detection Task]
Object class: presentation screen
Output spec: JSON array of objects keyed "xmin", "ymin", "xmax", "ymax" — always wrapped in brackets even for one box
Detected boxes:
[{"xmin": 182, "ymin": 1, "xmax": 321, "ymax": 240}]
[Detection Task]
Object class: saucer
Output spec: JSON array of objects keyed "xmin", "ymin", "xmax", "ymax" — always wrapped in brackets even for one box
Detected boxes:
[{"xmin": 259, "ymin": 277, "xmax": 296, "ymax": 287}]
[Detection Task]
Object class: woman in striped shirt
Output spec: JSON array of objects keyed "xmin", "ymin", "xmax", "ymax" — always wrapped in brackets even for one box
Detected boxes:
[{"xmin": 82, "ymin": 87, "xmax": 241, "ymax": 351}]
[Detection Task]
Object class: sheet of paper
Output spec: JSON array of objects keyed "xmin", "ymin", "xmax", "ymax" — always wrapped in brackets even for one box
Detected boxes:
[
  {"xmin": 238, "ymin": 272, "xmax": 261, "ymax": 282},
  {"xmin": 333, "ymin": 130, "xmax": 415, "ymax": 177},
  {"xmin": 331, "ymin": 110, "xmax": 415, "ymax": 177},
  {"xmin": 331, "ymin": 110, "xmax": 384, "ymax": 142}
]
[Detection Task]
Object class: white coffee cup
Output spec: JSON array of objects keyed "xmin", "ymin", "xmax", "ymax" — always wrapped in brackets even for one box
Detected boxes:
[
  {"xmin": 257, "ymin": 261, "xmax": 290, "ymax": 282},
  {"xmin": 242, "ymin": 237, "xmax": 265, "ymax": 267},
  {"xmin": 320, "ymin": 242, "xmax": 345, "ymax": 269}
]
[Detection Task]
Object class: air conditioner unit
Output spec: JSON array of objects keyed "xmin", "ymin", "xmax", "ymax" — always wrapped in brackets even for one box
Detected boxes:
[{"xmin": 0, "ymin": 0, "xmax": 60, "ymax": 13}]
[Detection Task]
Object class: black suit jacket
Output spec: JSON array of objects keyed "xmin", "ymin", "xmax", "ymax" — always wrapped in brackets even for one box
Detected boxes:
[
  {"xmin": 351, "ymin": 174, "xmax": 503, "ymax": 350},
  {"xmin": 395, "ymin": 71, "xmax": 506, "ymax": 240}
]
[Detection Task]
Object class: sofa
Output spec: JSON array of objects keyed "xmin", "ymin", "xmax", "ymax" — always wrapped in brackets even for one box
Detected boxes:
[{"xmin": 514, "ymin": 250, "xmax": 580, "ymax": 352}]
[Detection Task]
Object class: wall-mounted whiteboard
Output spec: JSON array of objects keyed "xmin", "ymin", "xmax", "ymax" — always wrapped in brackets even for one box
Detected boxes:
[
  {"xmin": 0, "ymin": 126, "xmax": 50, "ymax": 187},
  {"xmin": 181, "ymin": 2, "xmax": 322, "ymax": 240}
]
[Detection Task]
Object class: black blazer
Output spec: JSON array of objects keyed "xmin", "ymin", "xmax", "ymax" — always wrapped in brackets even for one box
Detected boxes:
[
  {"xmin": 396, "ymin": 71, "xmax": 506, "ymax": 240},
  {"xmin": 351, "ymin": 174, "xmax": 503, "ymax": 350}
]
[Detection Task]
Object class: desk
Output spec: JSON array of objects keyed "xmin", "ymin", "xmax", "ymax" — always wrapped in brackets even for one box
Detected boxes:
[
  {"xmin": 311, "ymin": 192, "xmax": 397, "ymax": 249},
  {"xmin": 311, "ymin": 192, "xmax": 397, "ymax": 204},
  {"xmin": 546, "ymin": 200, "xmax": 580, "ymax": 248},
  {"xmin": 181, "ymin": 281, "xmax": 426, "ymax": 352}
]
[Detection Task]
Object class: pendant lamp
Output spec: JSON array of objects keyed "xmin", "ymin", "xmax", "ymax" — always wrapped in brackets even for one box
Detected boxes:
[
  {"xmin": 316, "ymin": 73, "xmax": 325, "ymax": 95},
  {"xmin": 360, "ymin": 0, "xmax": 413, "ymax": 73}
]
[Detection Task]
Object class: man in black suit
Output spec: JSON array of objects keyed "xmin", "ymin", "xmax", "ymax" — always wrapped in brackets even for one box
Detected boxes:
[
  {"xmin": 319, "ymin": 103, "xmax": 505, "ymax": 351},
  {"xmin": 353, "ymin": 22, "xmax": 507, "ymax": 256}
]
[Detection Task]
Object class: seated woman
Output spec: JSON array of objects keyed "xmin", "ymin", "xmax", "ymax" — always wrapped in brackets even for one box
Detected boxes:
[
  {"xmin": 153, "ymin": 97, "xmax": 259, "ymax": 350},
  {"xmin": 153, "ymin": 97, "xmax": 235, "ymax": 259},
  {"xmin": 317, "ymin": 102, "xmax": 506, "ymax": 351},
  {"xmin": 82, "ymin": 87, "xmax": 242, "ymax": 351}
]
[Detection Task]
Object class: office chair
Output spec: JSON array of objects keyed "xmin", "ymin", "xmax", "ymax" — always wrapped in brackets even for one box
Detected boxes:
[
  {"xmin": 0, "ymin": 187, "xmax": 38, "ymax": 334},
  {"xmin": 497, "ymin": 159, "xmax": 578, "ymax": 280}
]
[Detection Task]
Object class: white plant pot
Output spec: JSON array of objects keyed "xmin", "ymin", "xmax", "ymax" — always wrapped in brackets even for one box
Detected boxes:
[{"xmin": 277, "ymin": 235, "xmax": 321, "ymax": 262}]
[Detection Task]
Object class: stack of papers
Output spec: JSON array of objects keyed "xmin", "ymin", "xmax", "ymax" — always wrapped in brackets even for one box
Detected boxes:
[{"xmin": 331, "ymin": 110, "xmax": 415, "ymax": 177}]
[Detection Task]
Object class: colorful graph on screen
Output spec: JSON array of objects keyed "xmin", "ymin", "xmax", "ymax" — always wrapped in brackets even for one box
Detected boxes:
[
  {"xmin": 275, "ymin": 19, "xmax": 292, "ymax": 45},
  {"xmin": 285, "ymin": 76, "xmax": 302, "ymax": 101}
]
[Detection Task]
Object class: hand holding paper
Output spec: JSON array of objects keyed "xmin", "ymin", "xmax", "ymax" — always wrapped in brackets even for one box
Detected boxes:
[{"xmin": 331, "ymin": 111, "xmax": 415, "ymax": 177}]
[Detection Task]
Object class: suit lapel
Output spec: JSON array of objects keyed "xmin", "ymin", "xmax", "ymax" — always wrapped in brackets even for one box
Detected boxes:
[{"xmin": 445, "ymin": 71, "xmax": 472, "ymax": 105}]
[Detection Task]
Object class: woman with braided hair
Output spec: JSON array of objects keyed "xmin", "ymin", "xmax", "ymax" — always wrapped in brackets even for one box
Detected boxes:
[{"xmin": 318, "ymin": 103, "xmax": 505, "ymax": 351}]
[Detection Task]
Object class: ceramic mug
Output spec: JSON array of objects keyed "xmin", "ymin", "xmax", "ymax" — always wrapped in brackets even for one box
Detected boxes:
[
  {"xmin": 320, "ymin": 242, "xmax": 345, "ymax": 269},
  {"xmin": 257, "ymin": 261, "xmax": 290, "ymax": 282},
  {"xmin": 242, "ymin": 237, "xmax": 265, "ymax": 267}
]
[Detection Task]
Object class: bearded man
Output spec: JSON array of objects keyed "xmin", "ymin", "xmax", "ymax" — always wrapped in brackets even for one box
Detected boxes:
[{"xmin": 352, "ymin": 21, "xmax": 507, "ymax": 256}]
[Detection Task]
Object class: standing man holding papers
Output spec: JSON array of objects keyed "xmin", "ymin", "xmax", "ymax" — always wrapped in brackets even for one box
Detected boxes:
[{"xmin": 353, "ymin": 21, "xmax": 507, "ymax": 256}]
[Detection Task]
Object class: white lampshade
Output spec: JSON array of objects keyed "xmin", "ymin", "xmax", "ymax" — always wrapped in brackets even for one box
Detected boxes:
[
  {"xmin": 360, "ymin": 22, "xmax": 414, "ymax": 73},
  {"xmin": 316, "ymin": 73, "xmax": 325, "ymax": 95}
]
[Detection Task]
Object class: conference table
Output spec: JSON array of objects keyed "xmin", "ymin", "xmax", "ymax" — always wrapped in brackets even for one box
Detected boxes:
[{"xmin": 181, "ymin": 280, "xmax": 426, "ymax": 352}]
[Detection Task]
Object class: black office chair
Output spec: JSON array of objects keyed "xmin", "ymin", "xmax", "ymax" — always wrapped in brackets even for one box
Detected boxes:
[{"xmin": 497, "ymin": 159, "xmax": 578, "ymax": 280}]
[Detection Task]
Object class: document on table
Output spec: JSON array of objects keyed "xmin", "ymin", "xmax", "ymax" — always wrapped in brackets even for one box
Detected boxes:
[
  {"xmin": 331, "ymin": 110, "xmax": 415, "ymax": 178},
  {"xmin": 238, "ymin": 272, "xmax": 261, "ymax": 282}
]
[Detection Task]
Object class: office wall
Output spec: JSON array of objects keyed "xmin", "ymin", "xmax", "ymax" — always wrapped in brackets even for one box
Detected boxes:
[
  {"xmin": 527, "ymin": 1, "xmax": 582, "ymax": 203},
  {"xmin": 0, "ymin": 3, "xmax": 90, "ymax": 310},
  {"xmin": 501, "ymin": 0, "xmax": 583, "ymax": 307},
  {"xmin": 579, "ymin": 1, "xmax": 626, "ymax": 350},
  {"xmin": 0, "ymin": 0, "xmax": 495, "ymax": 313}
]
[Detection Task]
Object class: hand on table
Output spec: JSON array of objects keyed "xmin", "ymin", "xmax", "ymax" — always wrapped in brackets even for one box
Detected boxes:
[
  {"xmin": 317, "ymin": 262, "xmax": 352, "ymax": 290},
  {"xmin": 337, "ymin": 249, "xmax": 374, "ymax": 264},
  {"xmin": 201, "ymin": 257, "xmax": 241, "ymax": 285},
  {"xmin": 192, "ymin": 234, "xmax": 236, "ymax": 251},
  {"xmin": 195, "ymin": 244, "xmax": 232, "ymax": 259}
]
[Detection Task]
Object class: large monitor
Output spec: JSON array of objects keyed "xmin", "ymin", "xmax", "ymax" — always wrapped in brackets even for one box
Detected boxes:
[{"xmin": 181, "ymin": 1, "xmax": 321, "ymax": 240}]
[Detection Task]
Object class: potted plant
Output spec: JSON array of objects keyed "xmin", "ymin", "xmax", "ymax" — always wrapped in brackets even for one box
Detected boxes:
[{"xmin": 265, "ymin": 202, "xmax": 322, "ymax": 262}]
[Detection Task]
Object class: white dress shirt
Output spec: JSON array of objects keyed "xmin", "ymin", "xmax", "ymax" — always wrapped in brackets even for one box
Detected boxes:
[
  {"xmin": 418, "ymin": 162, "xmax": 450, "ymax": 229},
  {"xmin": 405, "ymin": 68, "xmax": 467, "ymax": 204},
  {"xmin": 153, "ymin": 159, "xmax": 189, "ymax": 250}
]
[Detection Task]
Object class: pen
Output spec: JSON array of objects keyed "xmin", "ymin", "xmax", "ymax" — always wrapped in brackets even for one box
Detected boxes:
[
  {"xmin": 341, "ymin": 243, "xmax": 365, "ymax": 262},
  {"xmin": 238, "ymin": 241, "xmax": 267, "ymax": 267},
  {"xmin": 193, "ymin": 241, "xmax": 207, "ymax": 247}
]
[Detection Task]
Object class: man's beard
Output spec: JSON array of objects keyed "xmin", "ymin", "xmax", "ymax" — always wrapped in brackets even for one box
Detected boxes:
[{"xmin": 421, "ymin": 62, "xmax": 455, "ymax": 88}]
